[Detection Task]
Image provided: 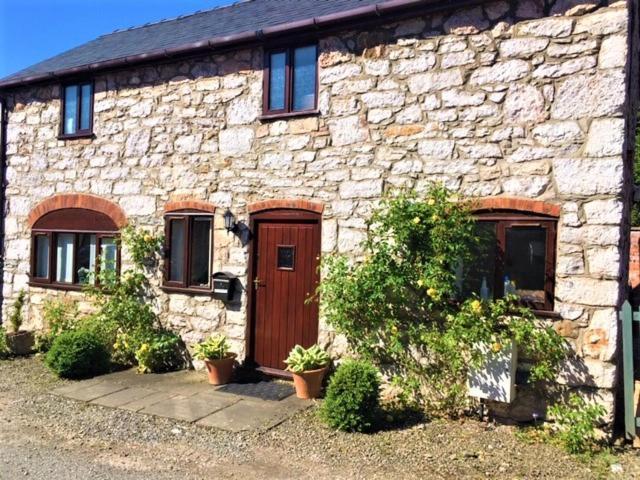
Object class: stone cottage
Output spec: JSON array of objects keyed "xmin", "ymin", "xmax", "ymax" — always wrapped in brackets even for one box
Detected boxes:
[{"xmin": 0, "ymin": 0, "xmax": 638, "ymax": 425}]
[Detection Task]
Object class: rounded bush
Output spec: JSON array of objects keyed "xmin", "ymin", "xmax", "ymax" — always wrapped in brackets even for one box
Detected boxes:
[
  {"xmin": 45, "ymin": 330, "xmax": 110, "ymax": 379},
  {"xmin": 320, "ymin": 359, "xmax": 380, "ymax": 432}
]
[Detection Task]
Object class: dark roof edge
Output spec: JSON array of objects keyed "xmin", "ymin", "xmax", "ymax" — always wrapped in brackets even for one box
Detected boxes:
[{"xmin": 0, "ymin": 0, "xmax": 481, "ymax": 90}]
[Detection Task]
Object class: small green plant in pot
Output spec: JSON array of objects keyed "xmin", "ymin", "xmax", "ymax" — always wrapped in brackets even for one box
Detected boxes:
[
  {"xmin": 193, "ymin": 334, "xmax": 236, "ymax": 385},
  {"xmin": 285, "ymin": 344, "xmax": 331, "ymax": 399},
  {"xmin": 6, "ymin": 290, "xmax": 34, "ymax": 355}
]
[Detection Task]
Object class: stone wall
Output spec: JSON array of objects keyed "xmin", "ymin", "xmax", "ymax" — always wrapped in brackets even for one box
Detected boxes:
[{"xmin": 1, "ymin": 0, "xmax": 635, "ymax": 422}]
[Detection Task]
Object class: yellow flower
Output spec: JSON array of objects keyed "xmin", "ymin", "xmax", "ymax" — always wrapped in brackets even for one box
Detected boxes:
[
  {"xmin": 412, "ymin": 216, "xmax": 421, "ymax": 225},
  {"xmin": 427, "ymin": 287, "xmax": 437, "ymax": 299},
  {"xmin": 417, "ymin": 279, "xmax": 425, "ymax": 287},
  {"xmin": 427, "ymin": 198, "xmax": 435, "ymax": 206},
  {"xmin": 491, "ymin": 342, "xmax": 503, "ymax": 353},
  {"xmin": 390, "ymin": 325, "xmax": 398, "ymax": 334},
  {"xmin": 143, "ymin": 234, "xmax": 152, "ymax": 242},
  {"xmin": 431, "ymin": 214, "xmax": 440, "ymax": 222},
  {"xmin": 470, "ymin": 300, "xmax": 482, "ymax": 314}
]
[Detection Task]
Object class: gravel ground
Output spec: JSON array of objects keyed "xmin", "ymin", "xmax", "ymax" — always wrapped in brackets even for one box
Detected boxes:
[{"xmin": 1, "ymin": 356, "xmax": 638, "ymax": 479}]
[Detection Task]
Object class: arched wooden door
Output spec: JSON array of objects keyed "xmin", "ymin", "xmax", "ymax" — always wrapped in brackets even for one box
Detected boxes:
[{"xmin": 248, "ymin": 208, "xmax": 321, "ymax": 376}]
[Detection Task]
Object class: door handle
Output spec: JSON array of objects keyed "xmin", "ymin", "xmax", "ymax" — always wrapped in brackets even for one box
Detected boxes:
[{"xmin": 253, "ymin": 276, "xmax": 265, "ymax": 290}]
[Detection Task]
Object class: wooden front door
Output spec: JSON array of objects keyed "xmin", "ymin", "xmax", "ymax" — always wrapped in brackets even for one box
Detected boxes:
[{"xmin": 249, "ymin": 210, "xmax": 321, "ymax": 374}]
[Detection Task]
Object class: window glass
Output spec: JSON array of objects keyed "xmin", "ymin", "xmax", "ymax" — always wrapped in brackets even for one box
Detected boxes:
[
  {"xmin": 169, "ymin": 219, "xmax": 185, "ymax": 282},
  {"xmin": 189, "ymin": 217, "xmax": 211, "ymax": 286},
  {"xmin": 80, "ymin": 84, "xmax": 92, "ymax": 131},
  {"xmin": 462, "ymin": 222, "xmax": 497, "ymax": 300},
  {"xmin": 76, "ymin": 234, "xmax": 96, "ymax": 284},
  {"xmin": 292, "ymin": 45, "xmax": 317, "ymax": 111},
  {"xmin": 34, "ymin": 235, "xmax": 49, "ymax": 278},
  {"xmin": 505, "ymin": 227, "xmax": 547, "ymax": 305},
  {"xmin": 100, "ymin": 237, "xmax": 117, "ymax": 273},
  {"xmin": 56, "ymin": 233, "xmax": 74, "ymax": 283},
  {"xmin": 269, "ymin": 52, "xmax": 286, "ymax": 110},
  {"xmin": 64, "ymin": 85, "xmax": 78, "ymax": 135}
]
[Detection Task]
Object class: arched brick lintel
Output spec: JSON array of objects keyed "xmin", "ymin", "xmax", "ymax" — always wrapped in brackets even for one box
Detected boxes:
[
  {"xmin": 165, "ymin": 200, "xmax": 216, "ymax": 214},
  {"xmin": 27, "ymin": 194, "xmax": 128, "ymax": 228},
  {"xmin": 247, "ymin": 199, "xmax": 324, "ymax": 214},
  {"xmin": 472, "ymin": 197, "xmax": 561, "ymax": 218}
]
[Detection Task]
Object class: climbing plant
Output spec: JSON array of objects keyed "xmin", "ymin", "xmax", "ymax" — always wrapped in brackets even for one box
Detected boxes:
[{"xmin": 316, "ymin": 185, "xmax": 566, "ymax": 416}]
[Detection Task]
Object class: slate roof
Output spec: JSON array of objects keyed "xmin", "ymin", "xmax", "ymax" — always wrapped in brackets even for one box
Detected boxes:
[{"xmin": 1, "ymin": 0, "xmax": 390, "ymax": 85}]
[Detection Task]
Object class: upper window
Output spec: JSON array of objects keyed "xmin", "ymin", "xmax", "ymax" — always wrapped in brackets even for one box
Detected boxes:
[
  {"xmin": 61, "ymin": 82, "xmax": 93, "ymax": 137},
  {"xmin": 164, "ymin": 211, "xmax": 213, "ymax": 292},
  {"xmin": 30, "ymin": 208, "xmax": 119, "ymax": 289},
  {"xmin": 461, "ymin": 212, "xmax": 557, "ymax": 312},
  {"xmin": 263, "ymin": 45, "xmax": 318, "ymax": 116}
]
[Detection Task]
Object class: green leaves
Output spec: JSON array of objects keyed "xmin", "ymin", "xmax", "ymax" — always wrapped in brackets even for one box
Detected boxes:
[
  {"xmin": 317, "ymin": 185, "xmax": 566, "ymax": 416},
  {"xmin": 548, "ymin": 394, "xmax": 606, "ymax": 454},
  {"xmin": 192, "ymin": 334, "xmax": 231, "ymax": 361},
  {"xmin": 284, "ymin": 344, "xmax": 330, "ymax": 373}
]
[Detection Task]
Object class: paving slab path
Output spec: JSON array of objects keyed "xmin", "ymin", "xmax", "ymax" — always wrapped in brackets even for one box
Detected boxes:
[{"xmin": 51, "ymin": 368, "xmax": 309, "ymax": 431}]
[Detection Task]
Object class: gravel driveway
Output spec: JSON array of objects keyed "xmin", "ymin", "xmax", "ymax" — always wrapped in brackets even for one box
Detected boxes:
[{"xmin": 0, "ymin": 356, "xmax": 637, "ymax": 479}]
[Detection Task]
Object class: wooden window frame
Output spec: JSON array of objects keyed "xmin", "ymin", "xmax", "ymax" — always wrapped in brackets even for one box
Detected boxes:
[
  {"xmin": 473, "ymin": 212, "xmax": 557, "ymax": 313},
  {"xmin": 59, "ymin": 80, "xmax": 94, "ymax": 139},
  {"xmin": 29, "ymin": 229, "xmax": 120, "ymax": 291},
  {"xmin": 261, "ymin": 44, "xmax": 319, "ymax": 120},
  {"xmin": 162, "ymin": 211, "xmax": 214, "ymax": 294}
]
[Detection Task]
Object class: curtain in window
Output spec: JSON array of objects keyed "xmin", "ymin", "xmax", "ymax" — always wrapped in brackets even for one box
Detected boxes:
[
  {"xmin": 292, "ymin": 45, "xmax": 317, "ymax": 111},
  {"xmin": 35, "ymin": 236, "xmax": 50, "ymax": 278},
  {"xmin": 100, "ymin": 237, "xmax": 117, "ymax": 273},
  {"xmin": 269, "ymin": 52, "xmax": 286, "ymax": 110},
  {"xmin": 56, "ymin": 234, "xmax": 74, "ymax": 283},
  {"xmin": 80, "ymin": 84, "xmax": 92, "ymax": 131},
  {"xmin": 76, "ymin": 234, "xmax": 96, "ymax": 284},
  {"xmin": 64, "ymin": 86, "xmax": 78, "ymax": 135}
]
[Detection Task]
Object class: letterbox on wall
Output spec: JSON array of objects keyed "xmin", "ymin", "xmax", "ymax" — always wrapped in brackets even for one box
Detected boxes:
[{"xmin": 212, "ymin": 271, "xmax": 237, "ymax": 301}]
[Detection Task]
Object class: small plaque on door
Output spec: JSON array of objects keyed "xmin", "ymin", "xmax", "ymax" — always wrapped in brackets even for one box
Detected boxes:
[{"xmin": 277, "ymin": 245, "xmax": 295, "ymax": 270}]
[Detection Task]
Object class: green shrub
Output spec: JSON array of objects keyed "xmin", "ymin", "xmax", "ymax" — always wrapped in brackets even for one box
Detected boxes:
[
  {"xmin": 0, "ymin": 326, "xmax": 9, "ymax": 359},
  {"xmin": 45, "ymin": 330, "xmax": 110, "ymax": 379},
  {"xmin": 548, "ymin": 394, "xmax": 606, "ymax": 454},
  {"xmin": 35, "ymin": 298, "xmax": 79, "ymax": 353},
  {"xmin": 193, "ymin": 334, "xmax": 231, "ymax": 361},
  {"xmin": 135, "ymin": 331, "xmax": 185, "ymax": 373},
  {"xmin": 320, "ymin": 360, "xmax": 380, "ymax": 432},
  {"xmin": 284, "ymin": 344, "xmax": 330, "ymax": 373}
]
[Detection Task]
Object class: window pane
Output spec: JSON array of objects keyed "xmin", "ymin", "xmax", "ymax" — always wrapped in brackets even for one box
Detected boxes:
[
  {"xmin": 64, "ymin": 85, "xmax": 78, "ymax": 135},
  {"xmin": 169, "ymin": 219, "xmax": 185, "ymax": 282},
  {"xmin": 34, "ymin": 235, "xmax": 50, "ymax": 278},
  {"xmin": 56, "ymin": 233, "xmax": 74, "ymax": 283},
  {"xmin": 269, "ymin": 52, "xmax": 286, "ymax": 110},
  {"xmin": 462, "ymin": 222, "xmax": 497, "ymax": 300},
  {"xmin": 100, "ymin": 237, "xmax": 117, "ymax": 273},
  {"xmin": 77, "ymin": 234, "xmax": 96, "ymax": 284},
  {"xmin": 80, "ymin": 84, "xmax": 92, "ymax": 131},
  {"xmin": 189, "ymin": 217, "xmax": 211, "ymax": 286},
  {"xmin": 505, "ymin": 227, "xmax": 547, "ymax": 305},
  {"xmin": 292, "ymin": 45, "xmax": 317, "ymax": 111}
]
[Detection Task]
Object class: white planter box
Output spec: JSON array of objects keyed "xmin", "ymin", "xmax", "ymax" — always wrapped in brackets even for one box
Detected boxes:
[{"xmin": 467, "ymin": 340, "xmax": 517, "ymax": 403}]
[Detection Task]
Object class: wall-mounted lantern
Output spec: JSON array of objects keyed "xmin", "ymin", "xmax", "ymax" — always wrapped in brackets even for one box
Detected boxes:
[{"xmin": 223, "ymin": 209, "xmax": 237, "ymax": 234}]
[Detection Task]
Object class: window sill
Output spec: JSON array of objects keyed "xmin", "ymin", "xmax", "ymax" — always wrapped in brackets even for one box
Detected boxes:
[
  {"xmin": 160, "ymin": 285, "xmax": 214, "ymax": 296},
  {"xmin": 58, "ymin": 132, "xmax": 95, "ymax": 141},
  {"xmin": 531, "ymin": 309, "xmax": 562, "ymax": 320},
  {"xmin": 259, "ymin": 109, "xmax": 319, "ymax": 122},
  {"xmin": 29, "ymin": 281, "xmax": 84, "ymax": 292}
]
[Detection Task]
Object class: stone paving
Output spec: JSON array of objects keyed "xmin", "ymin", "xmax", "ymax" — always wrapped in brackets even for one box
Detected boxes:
[{"xmin": 51, "ymin": 369, "xmax": 310, "ymax": 432}]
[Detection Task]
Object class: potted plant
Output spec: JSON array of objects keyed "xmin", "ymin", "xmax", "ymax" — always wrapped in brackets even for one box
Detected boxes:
[
  {"xmin": 6, "ymin": 290, "xmax": 33, "ymax": 356},
  {"xmin": 192, "ymin": 334, "xmax": 236, "ymax": 385},
  {"xmin": 285, "ymin": 344, "xmax": 331, "ymax": 399}
]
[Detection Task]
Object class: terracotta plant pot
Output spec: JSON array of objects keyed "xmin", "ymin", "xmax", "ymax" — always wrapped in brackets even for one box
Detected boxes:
[
  {"xmin": 204, "ymin": 353, "xmax": 237, "ymax": 385},
  {"xmin": 6, "ymin": 331, "xmax": 34, "ymax": 356},
  {"xmin": 291, "ymin": 366, "xmax": 328, "ymax": 399}
]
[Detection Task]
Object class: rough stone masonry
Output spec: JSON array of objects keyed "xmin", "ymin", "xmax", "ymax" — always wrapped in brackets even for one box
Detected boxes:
[{"xmin": 1, "ymin": 0, "xmax": 639, "ymax": 424}]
